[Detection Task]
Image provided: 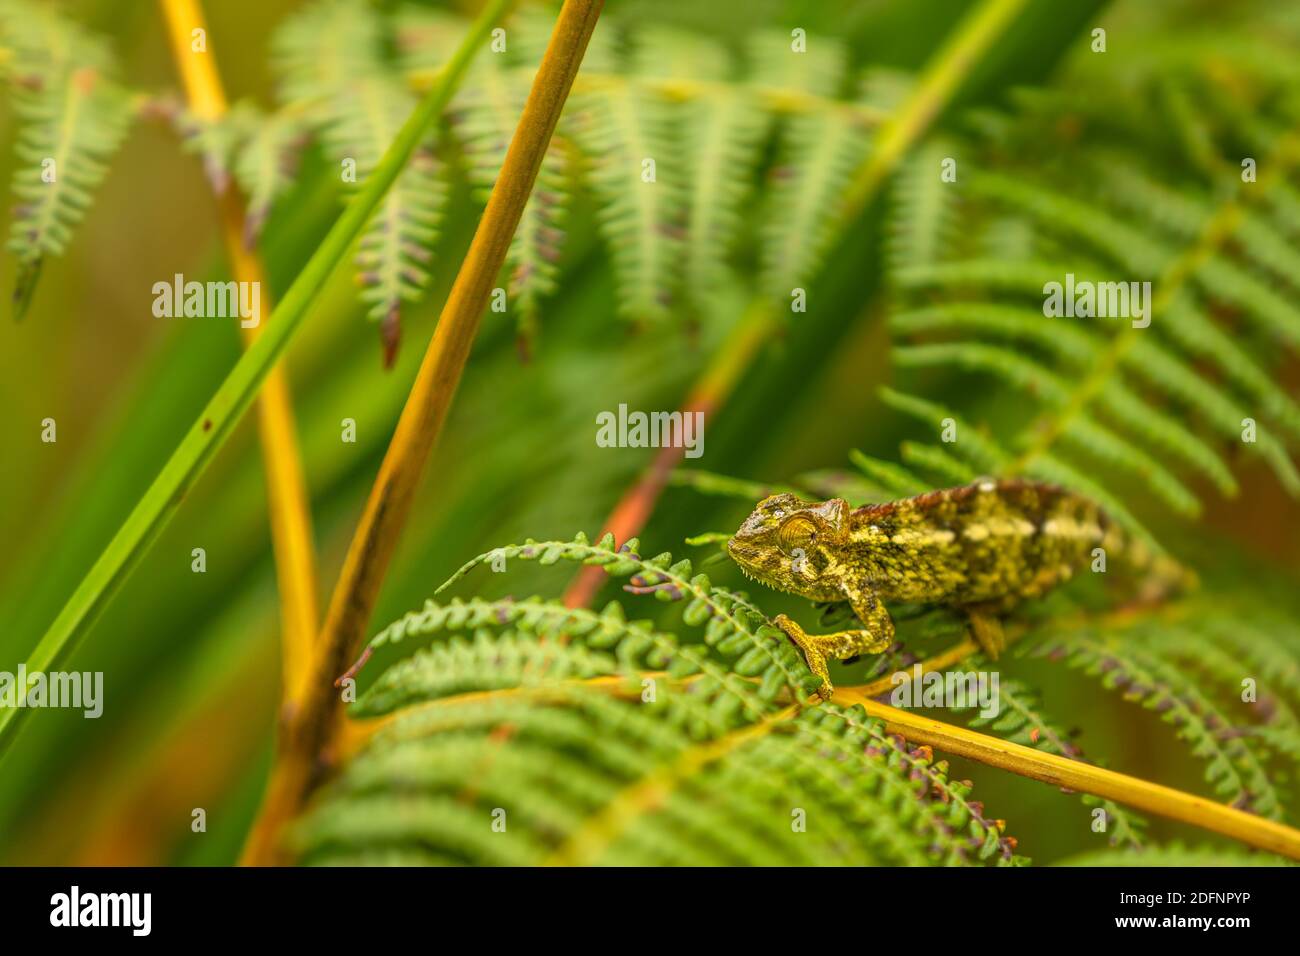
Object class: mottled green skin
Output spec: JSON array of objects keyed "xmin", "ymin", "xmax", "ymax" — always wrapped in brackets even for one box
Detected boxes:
[{"xmin": 727, "ymin": 479, "xmax": 1110, "ymax": 694}]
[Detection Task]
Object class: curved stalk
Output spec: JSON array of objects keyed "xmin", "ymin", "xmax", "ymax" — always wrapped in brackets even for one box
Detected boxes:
[
  {"xmin": 833, "ymin": 689, "xmax": 1300, "ymax": 861},
  {"xmin": 241, "ymin": 0, "xmax": 604, "ymax": 865}
]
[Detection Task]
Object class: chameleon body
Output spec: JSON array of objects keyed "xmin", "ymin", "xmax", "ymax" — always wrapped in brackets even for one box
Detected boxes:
[{"xmin": 727, "ymin": 479, "xmax": 1116, "ymax": 696}]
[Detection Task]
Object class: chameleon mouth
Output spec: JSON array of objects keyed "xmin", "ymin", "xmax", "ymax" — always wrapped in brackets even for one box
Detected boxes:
[
  {"xmin": 726, "ymin": 538, "xmax": 751, "ymax": 565},
  {"xmin": 726, "ymin": 539, "xmax": 771, "ymax": 585}
]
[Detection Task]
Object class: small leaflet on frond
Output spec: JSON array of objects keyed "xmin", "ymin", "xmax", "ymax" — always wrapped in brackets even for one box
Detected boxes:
[
  {"xmin": 4, "ymin": 6, "xmax": 134, "ymax": 317},
  {"xmin": 759, "ymin": 107, "xmax": 870, "ymax": 302},
  {"xmin": 229, "ymin": 106, "xmax": 306, "ymax": 247},
  {"xmin": 568, "ymin": 82, "xmax": 686, "ymax": 323}
]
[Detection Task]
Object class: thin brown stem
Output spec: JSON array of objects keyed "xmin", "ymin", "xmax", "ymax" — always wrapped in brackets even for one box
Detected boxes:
[
  {"xmin": 158, "ymin": 0, "xmax": 321, "ymax": 702},
  {"xmin": 242, "ymin": 0, "xmax": 604, "ymax": 865}
]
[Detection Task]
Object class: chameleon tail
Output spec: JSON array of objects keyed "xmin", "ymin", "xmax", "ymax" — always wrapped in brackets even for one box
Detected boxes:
[{"xmin": 1099, "ymin": 524, "xmax": 1198, "ymax": 603}]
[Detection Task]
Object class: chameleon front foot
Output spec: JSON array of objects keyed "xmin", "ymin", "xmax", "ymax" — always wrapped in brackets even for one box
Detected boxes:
[
  {"xmin": 966, "ymin": 608, "xmax": 1006, "ymax": 659},
  {"xmin": 773, "ymin": 614, "xmax": 836, "ymax": 699}
]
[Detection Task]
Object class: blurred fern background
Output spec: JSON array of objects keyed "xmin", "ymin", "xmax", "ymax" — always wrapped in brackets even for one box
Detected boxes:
[{"xmin": 1, "ymin": 0, "xmax": 1298, "ymax": 865}]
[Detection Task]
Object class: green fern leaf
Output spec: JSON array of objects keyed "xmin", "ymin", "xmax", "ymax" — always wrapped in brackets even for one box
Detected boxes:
[
  {"xmin": 957, "ymin": 675, "xmax": 1148, "ymax": 850},
  {"xmin": 887, "ymin": 138, "xmax": 961, "ymax": 275},
  {"xmin": 229, "ymin": 106, "xmax": 305, "ymax": 247},
  {"xmin": 274, "ymin": 0, "xmax": 449, "ymax": 361},
  {"xmin": 448, "ymin": 53, "xmax": 568, "ymax": 351},
  {"xmin": 569, "ymin": 82, "xmax": 685, "ymax": 323},
  {"xmin": 1, "ymin": 0, "xmax": 133, "ymax": 317},
  {"xmin": 1059, "ymin": 842, "xmax": 1293, "ymax": 867},
  {"xmin": 1037, "ymin": 626, "xmax": 1285, "ymax": 819}
]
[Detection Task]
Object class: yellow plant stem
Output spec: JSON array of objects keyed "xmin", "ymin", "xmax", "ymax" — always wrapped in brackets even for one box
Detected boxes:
[
  {"xmin": 1012, "ymin": 126, "xmax": 1300, "ymax": 475},
  {"xmin": 159, "ymin": 0, "xmax": 320, "ymax": 707},
  {"xmin": 852, "ymin": 638, "xmax": 980, "ymax": 698},
  {"xmin": 243, "ymin": 0, "xmax": 605, "ymax": 865},
  {"xmin": 832, "ymin": 689, "xmax": 1300, "ymax": 861}
]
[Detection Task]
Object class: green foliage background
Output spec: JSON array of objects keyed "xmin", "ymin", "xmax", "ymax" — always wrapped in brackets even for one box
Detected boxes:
[{"xmin": 0, "ymin": 0, "xmax": 1298, "ymax": 865}]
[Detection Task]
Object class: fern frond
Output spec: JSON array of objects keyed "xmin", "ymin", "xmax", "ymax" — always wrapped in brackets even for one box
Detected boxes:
[
  {"xmin": 679, "ymin": 82, "xmax": 768, "ymax": 309},
  {"xmin": 506, "ymin": 1, "xmax": 620, "ymax": 75},
  {"xmin": 977, "ymin": 215, "xmax": 1037, "ymax": 260},
  {"xmin": 174, "ymin": 106, "xmax": 243, "ymax": 195},
  {"xmin": 893, "ymin": 342, "xmax": 1204, "ymax": 517},
  {"xmin": 1058, "ymin": 842, "xmax": 1293, "ymax": 867},
  {"xmin": 433, "ymin": 532, "xmax": 821, "ymax": 703},
  {"xmin": 1035, "ymin": 627, "xmax": 1285, "ymax": 820},
  {"xmin": 899, "ymin": 440, "xmax": 978, "ymax": 486},
  {"xmin": 305, "ymin": 671, "xmax": 1021, "ymax": 865},
  {"xmin": 1098, "ymin": 160, "xmax": 1300, "ymax": 338},
  {"xmin": 792, "ymin": 468, "xmax": 894, "ymax": 506},
  {"xmin": 290, "ymin": 508, "xmax": 1042, "ymax": 867},
  {"xmin": 746, "ymin": 29, "xmax": 846, "ymax": 99},
  {"xmin": 446, "ymin": 51, "xmax": 568, "ymax": 351},
  {"xmin": 353, "ymin": 594, "xmax": 762, "ymax": 718},
  {"xmin": 667, "ymin": 469, "xmax": 800, "ymax": 503},
  {"xmin": 759, "ymin": 107, "xmax": 870, "ymax": 302},
  {"xmin": 847, "ymin": 449, "xmax": 929, "ymax": 498},
  {"xmin": 1141, "ymin": 618, "xmax": 1300, "ymax": 807},
  {"xmin": 273, "ymin": 0, "xmax": 448, "ymax": 360},
  {"xmin": 343, "ymin": 75, "xmax": 445, "ymax": 354},
  {"xmin": 857, "ymin": 67, "xmax": 914, "ymax": 115},
  {"xmin": 748, "ymin": 32, "xmax": 872, "ymax": 301},
  {"xmin": 898, "ymin": 259, "xmax": 1300, "ymax": 451},
  {"xmin": 958, "ymin": 676, "xmax": 1147, "ymax": 850},
  {"xmin": 886, "ymin": 138, "xmax": 961, "ymax": 275},
  {"xmin": 1020, "ymin": 452, "xmax": 1159, "ymax": 553},
  {"xmin": 568, "ymin": 80, "xmax": 685, "ymax": 323},
  {"xmin": 248, "ymin": 5, "xmax": 898, "ymax": 342},
  {"xmin": 1, "ymin": 0, "xmax": 133, "ymax": 316},
  {"xmin": 871, "ymin": 386, "xmax": 1162, "ymax": 550},
  {"xmin": 229, "ymin": 106, "xmax": 306, "ymax": 247},
  {"xmin": 890, "ymin": 304, "xmax": 1240, "ymax": 496},
  {"xmin": 877, "ymin": 387, "xmax": 1009, "ymax": 475},
  {"xmin": 507, "ymin": 137, "xmax": 569, "ymax": 351},
  {"xmin": 607, "ymin": 27, "xmax": 772, "ymax": 312},
  {"xmin": 885, "ymin": 48, "xmax": 1300, "ymax": 544},
  {"xmin": 175, "ymin": 102, "xmax": 306, "ymax": 247},
  {"xmin": 272, "ymin": 0, "xmax": 384, "ymax": 120},
  {"xmin": 392, "ymin": 6, "xmax": 467, "ymax": 74}
]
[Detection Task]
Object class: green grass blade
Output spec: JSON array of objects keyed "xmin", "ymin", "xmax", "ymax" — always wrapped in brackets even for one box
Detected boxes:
[{"xmin": 0, "ymin": 0, "xmax": 514, "ymax": 757}]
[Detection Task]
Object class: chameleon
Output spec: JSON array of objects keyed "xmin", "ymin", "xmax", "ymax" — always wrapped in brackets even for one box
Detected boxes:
[{"xmin": 727, "ymin": 478, "xmax": 1172, "ymax": 697}]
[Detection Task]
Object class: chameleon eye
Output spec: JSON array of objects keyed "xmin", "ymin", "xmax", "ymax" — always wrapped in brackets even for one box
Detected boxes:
[{"xmin": 777, "ymin": 515, "xmax": 817, "ymax": 554}]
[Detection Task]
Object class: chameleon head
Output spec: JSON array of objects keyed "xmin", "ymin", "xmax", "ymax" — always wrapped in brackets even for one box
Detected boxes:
[{"xmin": 727, "ymin": 494, "xmax": 850, "ymax": 600}]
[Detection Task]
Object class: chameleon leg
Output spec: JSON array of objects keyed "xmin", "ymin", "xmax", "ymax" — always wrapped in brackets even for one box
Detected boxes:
[
  {"xmin": 773, "ymin": 591, "xmax": 895, "ymax": 699},
  {"xmin": 964, "ymin": 606, "xmax": 1006, "ymax": 659}
]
